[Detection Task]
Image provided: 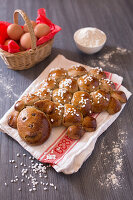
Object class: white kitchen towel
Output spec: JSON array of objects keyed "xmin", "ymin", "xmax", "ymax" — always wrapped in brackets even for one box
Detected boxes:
[{"xmin": 0, "ymin": 55, "xmax": 132, "ymax": 174}]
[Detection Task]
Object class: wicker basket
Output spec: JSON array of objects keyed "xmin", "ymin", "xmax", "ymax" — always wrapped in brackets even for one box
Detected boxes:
[{"xmin": 0, "ymin": 9, "xmax": 54, "ymax": 70}]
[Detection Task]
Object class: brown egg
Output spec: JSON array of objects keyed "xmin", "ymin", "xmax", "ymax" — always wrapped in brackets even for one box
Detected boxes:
[
  {"xmin": 4, "ymin": 39, "xmax": 12, "ymax": 46},
  {"xmin": 19, "ymin": 42, "xmax": 26, "ymax": 51},
  {"xmin": 34, "ymin": 23, "xmax": 50, "ymax": 38},
  {"xmin": 23, "ymin": 20, "xmax": 37, "ymax": 32},
  {"xmin": 7, "ymin": 24, "xmax": 23, "ymax": 41},
  {"xmin": 20, "ymin": 32, "xmax": 37, "ymax": 49}
]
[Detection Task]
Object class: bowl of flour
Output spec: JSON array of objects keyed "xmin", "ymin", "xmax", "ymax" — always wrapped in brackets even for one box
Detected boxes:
[{"xmin": 74, "ymin": 27, "xmax": 107, "ymax": 54}]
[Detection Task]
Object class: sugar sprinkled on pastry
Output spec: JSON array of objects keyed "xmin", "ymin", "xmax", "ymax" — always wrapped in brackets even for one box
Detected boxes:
[
  {"xmin": 59, "ymin": 78, "xmax": 78, "ymax": 93},
  {"xmin": 68, "ymin": 65, "xmax": 87, "ymax": 78},
  {"xmin": 88, "ymin": 67, "xmax": 106, "ymax": 79},
  {"xmin": 63, "ymin": 104, "xmax": 83, "ymax": 127},
  {"xmin": 99, "ymin": 78, "xmax": 115, "ymax": 92},
  {"xmin": 90, "ymin": 89, "xmax": 110, "ymax": 113},
  {"xmin": 78, "ymin": 74, "xmax": 99, "ymax": 92},
  {"xmin": 71, "ymin": 91, "xmax": 92, "ymax": 116},
  {"xmin": 48, "ymin": 68, "xmax": 68, "ymax": 83},
  {"xmin": 52, "ymin": 88, "xmax": 72, "ymax": 104}
]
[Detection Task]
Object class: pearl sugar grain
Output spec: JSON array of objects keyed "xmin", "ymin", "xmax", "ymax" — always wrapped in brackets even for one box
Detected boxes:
[{"xmin": 5, "ymin": 153, "xmax": 57, "ymax": 193}]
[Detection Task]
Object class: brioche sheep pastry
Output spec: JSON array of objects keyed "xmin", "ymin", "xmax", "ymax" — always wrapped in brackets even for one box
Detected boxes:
[{"xmin": 8, "ymin": 66, "xmax": 127, "ymax": 145}]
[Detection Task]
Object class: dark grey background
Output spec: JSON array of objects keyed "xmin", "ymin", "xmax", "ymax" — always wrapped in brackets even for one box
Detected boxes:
[{"xmin": 0, "ymin": 0, "xmax": 133, "ymax": 200}]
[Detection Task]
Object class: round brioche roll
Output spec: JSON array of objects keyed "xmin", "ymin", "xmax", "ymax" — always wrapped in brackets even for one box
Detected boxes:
[
  {"xmin": 68, "ymin": 65, "xmax": 87, "ymax": 78},
  {"xmin": 82, "ymin": 116, "xmax": 97, "ymax": 132},
  {"xmin": 17, "ymin": 107, "xmax": 51, "ymax": 145},
  {"xmin": 107, "ymin": 97, "xmax": 121, "ymax": 115},
  {"xmin": 63, "ymin": 104, "xmax": 83, "ymax": 127},
  {"xmin": 59, "ymin": 78, "xmax": 78, "ymax": 93},
  {"xmin": 78, "ymin": 74, "xmax": 99, "ymax": 93},
  {"xmin": 99, "ymin": 78, "xmax": 115, "ymax": 92},
  {"xmin": 88, "ymin": 68, "xmax": 106, "ymax": 79},
  {"xmin": 48, "ymin": 68, "xmax": 68, "ymax": 83},
  {"xmin": 52, "ymin": 88, "xmax": 72, "ymax": 105},
  {"xmin": 90, "ymin": 89, "xmax": 110, "ymax": 113},
  {"xmin": 38, "ymin": 78, "xmax": 58, "ymax": 90},
  {"xmin": 110, "ymin": 90, "xmax": 127, "ymax": 103},
  {"xmin": 71, "ymin": 91, "xmax": 92, "ymax": 116},
  {"xmin": 66, "ymin": 125, "xmax": 85, "ymax": 140}
]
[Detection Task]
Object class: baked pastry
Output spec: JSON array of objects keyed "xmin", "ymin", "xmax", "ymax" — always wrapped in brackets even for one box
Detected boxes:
[
  {"xmin": 8, "ymin": 65, "xmax": 127, "ymax": 144},
  {"xmin": 38, "ymin": 78, "xmax": 58, "ymax": 90},
  {"xmin": 88, "ymin": 67, "xmax": 106, "ymax": 79},
  {"xmin": 82, "ymin": 116, "xmax": 97, "ymax": 132},
  {"xmin": 68, "ymin": 65, "xmax": 87, "ymax": 78},
  {"xmin": 8, "ymin": 111, "xmax": 19, "ymax": 128},
  {"xmin": 52, "ymin": 88, "xmax": 72, "ymax": 104},
  {"xmin": 48, "ymin": 68, "xmax": 68, "ymax": 83},
  {"xmin": 63, "ymin": 104, "xmax": 83, "ymax": 127},
  {"xmin": 34, "ymin": 88, "xmax": 52, "ymax": 100},
  {"xmin": 17, "ymin": 107, "xmax": 51, "ymax": 145},
  {"xmin": 99, "ymin": 78, "xmax": 115, "ymax": 92},
  {"xmin": 71, "ymin": 91, "xmax": 92, "ymax": 116},
  {"xmin": 77, "ymin": 74, "xmax": 99, "ymax": 92},
  {"xmin": 66, "ymin": 125, "xmax": 85, "ymax": 140},
  {"xmin": 90, "ymin": 89, "xmax": 110, "ymax": 113},
  {"xmin": 15, "ymin": 89, "xmax": 52, "ymax": 112},
  {"xmin": 34, "ymin": 99, "xmax": 55, "ymax": 114},
  {"xmin": 34, "ymin": 99, "xmax": 64, "ymax": 127},
  {"xmin": 59, "ymin": 78, "xmax": 78, "ymax": 93},
  {"xmin": 107, "ymin": 97, "xmax": 121, "ymax": 115},
  {"xmin": 15, "ymin": 94, "xmax": 39, "ymax": 112},
  {"xmin": 46, "ymin": 102, "xmax": 64, "ymax": 127},
  {"xmin": 111, "ymin": 91, "xmax": 127, "ymax": 103}
]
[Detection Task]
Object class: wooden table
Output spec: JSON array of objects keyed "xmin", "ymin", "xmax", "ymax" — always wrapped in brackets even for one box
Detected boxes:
[{"xmin": 0, "ymin": 0, "xmax": 133, "ymax": 199}]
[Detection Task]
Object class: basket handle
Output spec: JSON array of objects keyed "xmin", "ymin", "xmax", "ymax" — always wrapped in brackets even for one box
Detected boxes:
[{"xmin": 14, "ymin": 9, "xmax": 37, "ymax": 50}]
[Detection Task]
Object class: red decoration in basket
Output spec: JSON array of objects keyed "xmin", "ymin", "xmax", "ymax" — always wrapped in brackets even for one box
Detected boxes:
[{"xmin": 0, "ymin": 8, "xmax": 61, "ymax": 53}]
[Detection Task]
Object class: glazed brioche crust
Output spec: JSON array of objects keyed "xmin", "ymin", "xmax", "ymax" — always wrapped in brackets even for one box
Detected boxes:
[
  {"xmin": 8, "ymin": 66, "xmax": 127, "ymax": 143},
  {"xmin": 17, "ymin": 107, "xmax": 51, "ymax": 145}
]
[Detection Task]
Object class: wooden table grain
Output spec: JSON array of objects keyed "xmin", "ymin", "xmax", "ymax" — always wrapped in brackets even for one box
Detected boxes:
[{"xmin": 0, "ymin": 0, "xmax": 133, "ymax": 200}]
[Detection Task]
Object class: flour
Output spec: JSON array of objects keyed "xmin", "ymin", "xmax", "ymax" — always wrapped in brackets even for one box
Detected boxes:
[
  {"xmin": 89, "ymin": 46, "xmax": 131, "ymax": 70},
  {"xmin": 92, "ymin": 128, "xmax": 128, "ymax": 189},
  {"xmin": 0, "ymin": 72, "xmax": 19, "ymax": 104},
  {"xmin": 74, "ymin": 27, "xmax": 106, "ymax": 47}
]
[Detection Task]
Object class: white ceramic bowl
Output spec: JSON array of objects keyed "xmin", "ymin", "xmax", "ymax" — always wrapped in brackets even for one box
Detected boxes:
[{"xmin": 74, "ymin": 27, "xmax": 107, "ymax": 55}]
